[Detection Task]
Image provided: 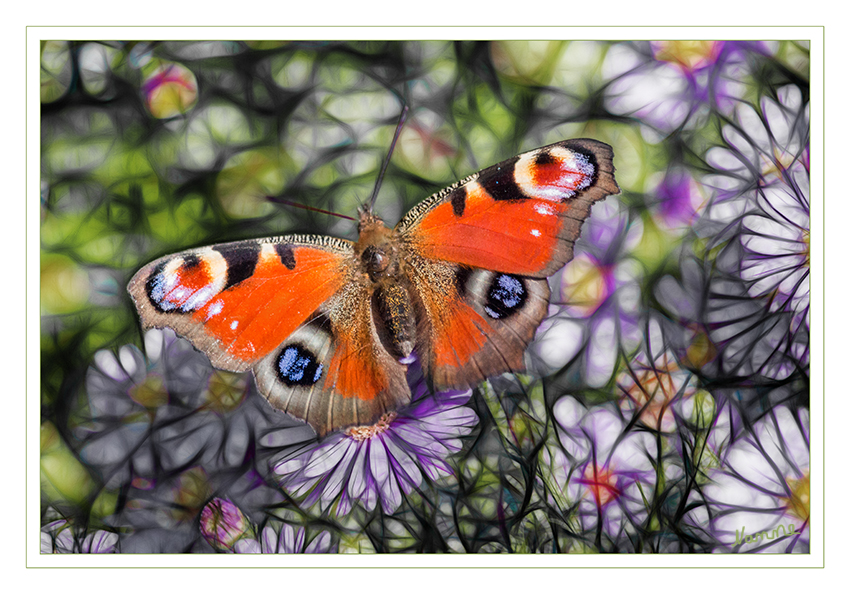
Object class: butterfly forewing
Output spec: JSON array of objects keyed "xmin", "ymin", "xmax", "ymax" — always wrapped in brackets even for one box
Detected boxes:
[
  {"xmin": 127, "ymin": 236, "xmax": 353, "ymax": 371},
  {"xmin": 395, "ymin": 138, "xmax": 618, "ymax": 390},
  {"xmin": 397, "ymin": 139, "xmax": 619, "ymax": 278}
]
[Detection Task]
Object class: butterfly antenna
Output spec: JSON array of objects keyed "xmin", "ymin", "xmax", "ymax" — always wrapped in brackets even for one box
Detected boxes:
[
  {"xmin": 268, "ymin": 197, "xmax": 356, "ymax": 221},
  {"xmin": 367, "ymin": 104, "xmax": 409, "ymax": 214}
]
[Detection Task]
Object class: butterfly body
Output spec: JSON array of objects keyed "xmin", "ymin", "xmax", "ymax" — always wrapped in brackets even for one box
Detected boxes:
[{"xmin": 128, "ymin": 138, "xmax": 619, "ymax": 436}]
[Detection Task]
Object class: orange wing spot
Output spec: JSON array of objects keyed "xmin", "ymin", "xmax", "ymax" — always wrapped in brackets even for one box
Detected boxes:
[
  {"xmin": 192, "ymin": 247, "xmax": 347, "ymax": 362},
  {"xmin": 534, "ymin": 160, "xmax": 586, "ymax": 190},
  {"xmin": 413, "ymin": 182, "xmax": 568, "ymax": 275},
  {"xmin": 174, "ymin": 261, "xmax": 214, "ymax": 293},
  {"xmin": 432, "ymin": 300, "xmax": 490, "ymax": 368},
  {"xmin": 515, "ymin": 148, "xmax": 594, "ymax": 200}
]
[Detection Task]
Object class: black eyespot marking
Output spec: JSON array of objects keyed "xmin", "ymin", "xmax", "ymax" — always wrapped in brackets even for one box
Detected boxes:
[
  {"xmin": 275, "ymin": 244, "xmax": 296, "ymax": 270},
  {"xmin": 454, "ymin": 266, "xmax": 473, "ymax": 297},
  {"xmin": 182, "ymin": 254, "xmax": 201, "ymax": 270},
  {"xmin": 219, "ymin": 243, "xmax": 260, "ymax": 290},
  {"xmin": 276, "ymin": 344, "xmax": 323, "ymax": 387},
  {"xmin": 484, "ymin": 274, "xmax": 527, "ymax": 320},
  {"xmin": 563, "ymin": 141, "xmax": 600, "ymax": 186},
  {"xmin": 535, "ymin": 150, "xmax": 555, "ymax": 166},
  {"xmin": 480, "ymin": 157, "xmax": 523, "ymax": 201},
  {"xmin": 146, "ymin": 261, "xmax": 171, "ymax": 312},
  {"xmin": 450, "ymin": 189, "xmax": 466, "ymax": 217}
]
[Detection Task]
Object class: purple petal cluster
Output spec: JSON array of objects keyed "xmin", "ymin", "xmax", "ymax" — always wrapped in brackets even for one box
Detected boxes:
[{"xmin": 274, "ymin": 387, "xmax": 477, "ymax": 515}]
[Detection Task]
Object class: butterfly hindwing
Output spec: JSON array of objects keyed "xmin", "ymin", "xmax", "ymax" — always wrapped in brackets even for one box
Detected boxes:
[
  {"xmin": 127, "ymin": 235, "xmax": 353, "ymax": 372},
  {"xmin": 403, "ymin": 253, "xmax": 550, "ymax": 389},
  {"xmin": 397, "ymin": 138, "xmax": 619, "ymax": 278},
  {"xmin": 253, "ymin": 284, "xmax": 411, "ymax": 436}
]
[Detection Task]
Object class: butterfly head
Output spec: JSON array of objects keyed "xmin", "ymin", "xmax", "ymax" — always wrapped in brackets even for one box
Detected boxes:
[
  {"xmin": 355, "ymin": 208, "xmax": 400, "ymax": 283},
  {"xmin": 357, "ymin": 204, "xmax": 385, "ymax": 232}
]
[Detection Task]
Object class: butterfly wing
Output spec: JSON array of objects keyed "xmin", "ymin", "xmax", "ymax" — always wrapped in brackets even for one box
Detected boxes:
[
  {"xmin": 128, "ymin": 235, "xmax": 410, "ymax": 436},
  {"xmin": 128, "ymin": 235, "xmax": 354, "ymax": 371},
  {"xmin": 404, "ymin": 255, "xmax": 551, "ymax": 388},
  {"xmin": 396, "ymin": 138, "xmax": 619, "ymax": 387},
  {"xmin": 397, "ymin": 138, "xmax": 619, "ymax": 277}
]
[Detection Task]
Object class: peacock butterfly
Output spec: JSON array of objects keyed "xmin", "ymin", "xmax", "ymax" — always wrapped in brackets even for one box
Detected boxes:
[{"xmin": 127, "ymin": 137, "xmax": 619, "ymax": 436}]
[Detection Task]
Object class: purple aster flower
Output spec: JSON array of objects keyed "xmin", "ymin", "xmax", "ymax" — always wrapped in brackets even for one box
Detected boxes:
[
  {"xmin": 544, "ymin": 397, "xmax": 657, "ymax": 548},
  {"xmin": 675, "ymin": 262, "xmax": 806, "ymax": 381},
  {"xmin": 686, "ymin": 405, "xmax": 810, "ymax": 553},
  {"xmin": 703, "ymin": 85, "xmax": 809, "ymax": 210},
  {"xmin": 234, "ymin": 524, "xmax": 335, "ymax": 554},
  {"xmin": 739, "ymin": 159, "xmax": 810, "ymax": 332},
  {"xmin": 75, "ymin": 329, "xmax": 193, "ymax": 488},
  {"xmin": 41, "ymin": 519, "xmax": 119, "ymax": 553},
  {"xmin": 617, "ymin": 346, "xmax": 696, "ymax": 434},
  {"xmin": 691, "ymin": 85, "xmax": 810, "ymax": 378},
  {"xmin": 603, "ymin": 41, "xmax": 777, "ymax": 137},
  {"xmin": 77, "ymin": 328, "xmax": 295, "ymax": 480},
  {"xmin": 532, "ymin": 199, "xmax": 643, "ymax": 386},
  {"xmin": 648, "ymin": 167, "xmax": 708, "ymax": 234},
  {"xmin": 73, "ymin": 330, "xmax": 298, "ymax": 552},
  {"xmin": 274, "ymin": 385, "xmax": 477, "ymax": 515}
]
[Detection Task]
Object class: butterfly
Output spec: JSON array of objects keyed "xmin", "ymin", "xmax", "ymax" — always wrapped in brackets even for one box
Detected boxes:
[{"xmin": 127, "ymin": 138, "xmax": 619, "ymax": 436}]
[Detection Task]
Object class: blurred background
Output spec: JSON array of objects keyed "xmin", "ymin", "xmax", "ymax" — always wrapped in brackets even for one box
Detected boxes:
[{"xmin": 39, "ymin": 40, "xmax": 811, "ymax": 554}]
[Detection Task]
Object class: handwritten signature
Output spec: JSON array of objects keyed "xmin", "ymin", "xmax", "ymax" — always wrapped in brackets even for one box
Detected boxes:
[{"xmin": 734, "ymin": 523, "xmax": 802, "ymax": 549}]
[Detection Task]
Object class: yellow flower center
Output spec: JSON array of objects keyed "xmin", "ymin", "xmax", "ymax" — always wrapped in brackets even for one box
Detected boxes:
[
  {"xmin": 561, "ymin": 255, "xmax": 608, "ymax": 315},
  {"xmin": 204, "ymin": 370, "xmax": 248, "ymax": 411},
  {"xmin": 128, "ymin": 374, "xmax": 168, "ymax": 409},
  {"xmin": 683, "ymin": 326, "xmax": 717, "ymax": 370},
  {"xmin": 781, "ymin": 471, "xmax": 810, "ymax": 522},
  {"xmin": 345, "ymin": 412, "xmax": 398, "ymax": 441},
  {"xmin": 621, "ymin": 353, "xmax": 692, "ymax": 432},
  {"xmin": 801, "ymin": 229, "xmax": 810, "ymax": 267},
  {"xmin": 651, "ymin": 41, "xmax": 722, "ymax": 71},
  {"xmin": 759, "ymin": 147, "xmax": 797, "ymax": 183}
]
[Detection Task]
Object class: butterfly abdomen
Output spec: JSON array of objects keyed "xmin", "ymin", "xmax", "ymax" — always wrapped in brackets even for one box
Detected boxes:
[{"xmin": 371, "ymin": 284, "xmax": 416, "ymax": 362}]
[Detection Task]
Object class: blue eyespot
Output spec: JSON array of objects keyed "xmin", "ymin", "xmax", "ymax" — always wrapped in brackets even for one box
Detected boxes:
[
  {"xmin": 484, "ymin": 274, "xmax": 526, "ymax": 319},
  {"xmin": 277, "ymin": 345, "xmax": 323, "ymax": 387}
]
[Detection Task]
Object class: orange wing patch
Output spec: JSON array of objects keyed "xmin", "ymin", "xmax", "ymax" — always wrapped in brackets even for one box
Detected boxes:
[
  {"xmin": 411, "ymin": 181, "xmax": 569, "ymax": 275},
  {"xmin": 431, "ymin": 299, "xmax": 490, "ymax": 369},
  {"xmin": 314, "ymin": 279, "xmax": 396, "ymax": 403},
  {"xmin": 404, "ymin": 255, "xmax": 493, "ymax": 375},
  {"xmin": 324, "ymin": 334, "xmax": 388, "ymax": 401},
  {"xmin": 195, "ymin": 245, "xmax": 347, "ymax": 361}
]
